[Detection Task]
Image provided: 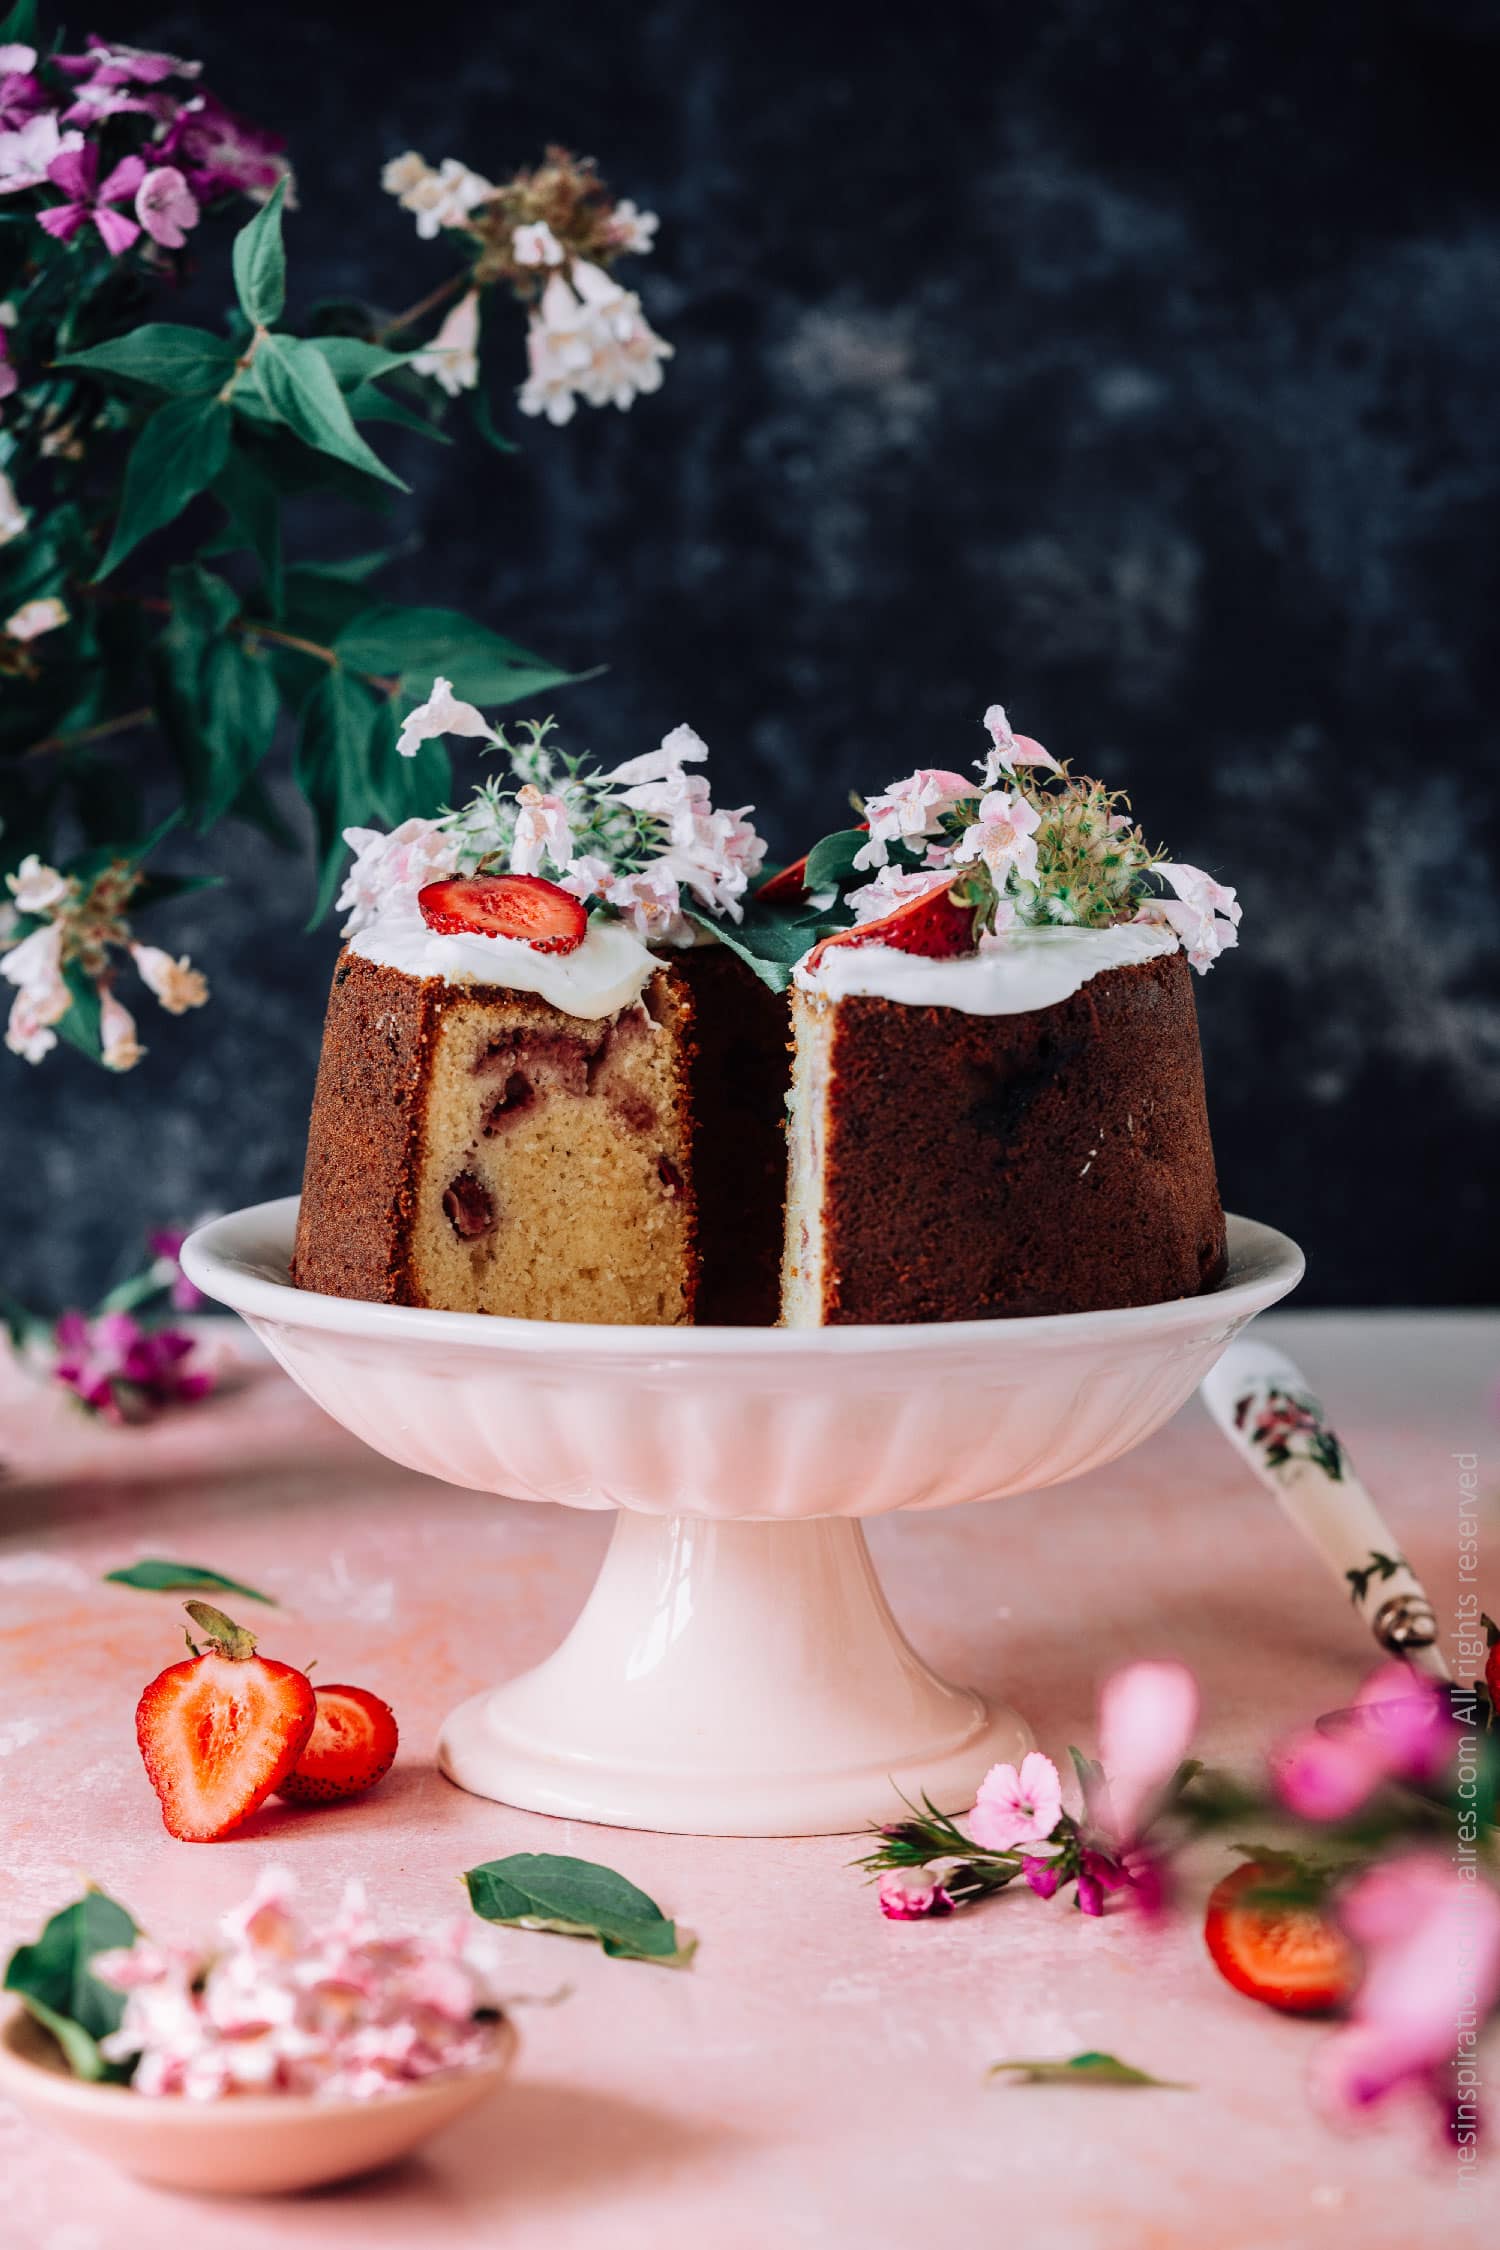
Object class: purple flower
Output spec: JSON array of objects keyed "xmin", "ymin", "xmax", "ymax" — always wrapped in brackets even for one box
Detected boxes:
[
  {"xmin": 1021, "ymin": 1855, "xmax": 1062, "ymax": 1900},
  {"xmin": 1272, "ymin": 1665, "xmax": 1458, "ymax": 1823},
  {"xmin": 37, "ymin": 145, "xmax": 146, "ymax": 256},
  {"xmin": 147, "ymin": 1227, "xmax": 207, "ymax": 1313},
  {"xmin": 52, "ymin": 36, "xmax": 201, "ymax": 88},
  {"xmin": 1074, "ymin": 1846, "xmax": 1129, "ymax": 1918},
  {"xmin": 52, "ymin": 1309, "xmax": 215, "ymax": 1425},
  {"xmin": 135, "ymin": 166, "xmax": 199, "ymax": 250},
  {"xmin": 0, "ymin": 55, "xmax": 45, "ymax": 134},
  {"xmin": 878, "ymin": 1872, "xmax": 954, "ymax": 1921},
  {"xmin": 158, "ymin": 93, "xmax": 289, "ymax": 204}
]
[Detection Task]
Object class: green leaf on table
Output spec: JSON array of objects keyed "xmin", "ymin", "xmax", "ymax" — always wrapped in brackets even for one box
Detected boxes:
[
  {"xmin": 92, "ymin": 396, "xmax": 232, "ymax": 580},
  {"xmin": 232, "ymin": 176, "xmax": 288, "ymax": 328},
  {"xmin": 104, "ymin": 1560, "xmax": 276, "ymax": 1605},
  {"xmin": 295, "ymin": 668, "xmax": 381, "ymax": 922},
  {"xmin": 465, "ymin": 1855, "xmax": 696, "ymax": 1967},
  {"xmin": 253, "ymin": 333, "xmax": 408, "ymax": 492},
  {"xmin": 333, "ymin": 606, "xmax": 576, "ymax": 704},
  {"xmin": 56, "ymin": 324, "xmax": 237, "ymax": 397},
  {"xmin": 3, "ymin": 1888, "xmax": 138, "ymax": 2083},
  {"xmin": 987, "ymin": 2050, "xmax": 1190, "ymax": 2090}
]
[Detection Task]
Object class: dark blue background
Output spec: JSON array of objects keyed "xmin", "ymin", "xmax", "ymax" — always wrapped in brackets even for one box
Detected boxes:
[{"xmin": 7, "ymin": 0, "xmax": 1498, "ymax": 1305}]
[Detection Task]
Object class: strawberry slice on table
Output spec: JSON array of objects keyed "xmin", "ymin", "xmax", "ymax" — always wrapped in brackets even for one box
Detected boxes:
[
  {"xmin": 803, "ymin": 881, "xmax": 978, "ymax": 972},
  {"xmin": 136, "ymin": 1604, "xmax": 316, "ymax": 1843},
  {"xmin": 277, "ymin": 1684, "xmax": 399, "ymax": 1805},
  {"xmin": 417, "ymin": 873, "xmax": 587, "ymax": 955},
  {"xmin": 1203, "ymin": 1860, "xmax": 1361, "ymax": 2016}
]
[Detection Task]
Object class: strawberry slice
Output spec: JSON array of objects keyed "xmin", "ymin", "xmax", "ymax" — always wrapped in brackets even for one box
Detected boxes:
[
  {"xmin": 136, "ymin": 1604, "xmax": 316, "ymax": 1843},
  {"xmin": 418, "ymin": 874, "xmax": 587, "ymax": 955},
  {"xmin": 1203, "ymin": 1860, "xmax": 1360, "ymax": 2015},
  {"xmin": 277, "ymin": 1684, "xmax": 399, "ymax": 1805},
  {"xmin": 804, "ymin": 881, "xmax": 977, "ymax": 972}
]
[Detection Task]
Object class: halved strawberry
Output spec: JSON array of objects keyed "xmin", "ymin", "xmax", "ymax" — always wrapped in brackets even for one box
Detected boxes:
[
  {"xmin": 277, "ymin": 1684, "xmax": 399, "ymax": 1805},
  {"xmin": 418, "ymin": 874, "xmax": 587, "ymax": 955},
  {"xmin": 136, "ymin": 1604, "xmax": 316, "ymax": 1843},
  {"xmin": 1203, "ymin": 1860, "xmax": 1360, "ymax": 2016},
  {"xmin": 803, "ymin": 881, "xmax": 977, "ymax": 972}
]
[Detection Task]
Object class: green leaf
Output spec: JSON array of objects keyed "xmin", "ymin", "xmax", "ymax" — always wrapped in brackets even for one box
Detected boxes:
[
  {"xmin": 465, "ymin": 1855, "xmax": 695, "ymax": 1967},
  {"xmin": 802, "ymin": 827, "xmax": 869, "ymax": 898},
  {"xmin": 988, "ymin": 2051, "xmax": 1191, "ymax": 2090},
  {"xmin": 212, "ymin": 448, "xmax": 283, "ymax": 616},
  {"xmin": 92, "ymin": 396, "xmax": 232, "ymax": 580},
  {"xmin": 253, "ymin": 333, "xmax": 408, "ymax": 492},
  {"xmin": 0, "ymin": 1, "xmax": 39, "ymax": 44},
  {"xmin": 345, "ymin": 381, "xmax": 453, "ymax": 443},
  {"xmin": 333, "ymin": 606, "xmax": 575, "ymax": 703},
  {"xmin": 299, "ymin": 546, "xmax": 402, "ymax": 586},
  {"xmin": 105, "ymin": 1559, "xmax": 275, "ymax": 1605},
  {"xmin": 3, "ymin": 1889, "xmax": 138, "ymax": 2083},
  {"xmin": 198, "ymin": 636, "xmax": 279, "ymax": 827},
  {"xmin": 295, "ymin": 669, "xmax": 381, "ymax": 923},
  {"xmin": 53, "ymin": 961, "xmax": 103, "ymax": 1061},
  {"xmin": 682, "ymin": 906, "xmax": 797, "ymax": 993},
  {"xmin": 303, "ymin": 336, "xmax": 418, "ymax": 390},
  {"xmin": 232, "ymin": 176, "xmax": 288, "ymax": 328},
  {"xmin": 151, "ymin": 564, "xmax": 259, "ymax": 828},
  {"xmin": 55, "ymin": 325, "xmax": 237, "ymax": 397}
]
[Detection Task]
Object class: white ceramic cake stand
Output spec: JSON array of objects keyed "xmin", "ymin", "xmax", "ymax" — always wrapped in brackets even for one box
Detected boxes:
[{"xmin": 183, "ymin": 1203, "xmax": 1302, "ymax": 1837}]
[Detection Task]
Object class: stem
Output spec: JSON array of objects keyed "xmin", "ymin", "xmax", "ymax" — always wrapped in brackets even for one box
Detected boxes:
[
  {"xmin": 21, "ymin": 706, "xmax": 153, "ymax": 763},
  {"xmin": 373, "ymin": 269, "xmax": 468, "ymax": 345}
]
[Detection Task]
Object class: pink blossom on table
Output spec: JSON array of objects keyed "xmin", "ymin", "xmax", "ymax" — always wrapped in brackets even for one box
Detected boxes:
[
  {"xmin": 953, "ymin": 788, "xmax": 1042, "ymax": 887},
  {"xmin": 53, "ymin": 36, "xmax": 202, "ymax": 87},
  {"xmin": 1096, "ymin": 1658, "xmax": 1199, "ymax": 1845},
  {"xmin": 1074, "ymin": 1844, "xmax": 1130, "ymax": 1919},
  {"xmin": 878, "ymin": 1871, "xmax": 954, "ymax": 1920},
  {"xmin": 978, "ymin": 702, "xmax": 1061, "ymax": 783},
  {"xmin": 845, "ymin": 863, "xmax": 957, "ymax": 924},
  {"xmin": 1271, "ymin": 1663, "xmax": 1456, "ymax": 1823},
  {"xmin": 99, "ymin": 986, "xmax": 145, "ymax": 1070},
  {"xmin": 96, "ymin": 1869, "xmax": 513, "ymax": 2101},
  {"xmin": 395, "ymin": 675, "xmax": 497, "ymax": 760},
  {"xmin": 1135, "ymin": 860, "xmax": 1241, "ymax": 973},
  {"xmin": 969, "ymin": 1750, "xmax": 1064, "ymax": 1851},
  {"xmin": 851, "ymin": 770, "xmax": 974, "ymax": 871},
  {"xmin": 147, "ymin": 1226, "xmax": 209, "ymax": 1313},
  {"xmin": 37, "ymin": 146, "xmax": 147, "ymax": 256},
  {"xmin": 1021, "ymin": 1852, "xmax": 1063, "ymax": 1900},
  {"xmin": 336, "ymin": 817, "xmax": 463, "ymax": 935},
  {"xmin": 410, "ymin": 288, "xmax": 480, "ymax": 396},
  {"xmin": 158, "ymin": 94, "xmax": 290, "ymax": 203},
  {"xmin": 510, "ymin": 785, "xmax": 575, "ymax": 878},
  {"xmin": 131, "ymin": 943, "xmax": 209, "ymax": 1015},
  {"xmin": 0, "ymin": 114, "xmax": 84, "ymax": 196},
  {"xmin": 5, "ymin": 854, "xmax": 68, "ymax": 913},
  {"xmin": 134, "ymin": 166, "xmax": 199, "ymax": 249},
  {"xmin": 52, "ymin": 1309, "xmax": 214, "ymax": 1424},
  {"xmin": 1315, "ymin": 1852, "xmax": 1500, "ymax": 2145},
  {"xmin": 608, "ymin": 198, "xmax": 659, "ymax": 254},
  {"xmin": 512, "ymin": 218, "xmax": 564, "ymax": 266}
]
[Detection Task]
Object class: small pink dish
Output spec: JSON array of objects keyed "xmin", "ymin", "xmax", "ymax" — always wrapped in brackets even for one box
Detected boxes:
[{"xmin": 0, "ymin": 2006, "xmax": 518, "ymax": 2196}]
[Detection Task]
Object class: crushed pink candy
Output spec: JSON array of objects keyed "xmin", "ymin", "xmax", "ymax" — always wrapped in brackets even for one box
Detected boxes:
[{"xmin": 93, "ymin": 1868, "xmax": 511, "ymax": 2100}]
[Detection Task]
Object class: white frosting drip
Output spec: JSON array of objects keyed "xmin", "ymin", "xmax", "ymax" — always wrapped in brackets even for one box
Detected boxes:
[
  {"xmin": 348, "ymin": 904, "xmax": 657, "ymax": 1020},
  {"xmin": 793, "ymin": 920, "xmax": 1180, "ymax": 1014}
]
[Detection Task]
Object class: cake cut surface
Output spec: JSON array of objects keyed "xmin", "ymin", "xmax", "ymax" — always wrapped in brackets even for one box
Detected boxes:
[{"xmin": 292, "ymin": 953, "xmax": 697, "ymax": 1324}]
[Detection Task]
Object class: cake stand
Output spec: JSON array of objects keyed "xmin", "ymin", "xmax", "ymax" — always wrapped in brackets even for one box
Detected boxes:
[{"xmin": 183, "ymin": 1203, "xmax": 1302, "ymax": 1837}]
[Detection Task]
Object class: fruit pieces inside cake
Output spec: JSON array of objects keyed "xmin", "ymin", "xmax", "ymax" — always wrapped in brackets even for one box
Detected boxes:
[
  {"xmin": 292, "ymin": 700, "xmax": 788, "ymax": 1325},
  {"xmin": 780, "ymin": 703, "xmax": 1240, "ymax": 1325}
]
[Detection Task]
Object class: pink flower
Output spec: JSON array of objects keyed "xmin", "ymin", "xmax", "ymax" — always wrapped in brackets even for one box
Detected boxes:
[
  {"xmin": 1096, "ymin": 1660, "xmax": 1199, "ymax": 1845},
  {"xmin": 1075, "ymin": 1845, "xmax": 1130, "ymax": 1918},
  {"xmin": 148, "ymin": 1226, "xmax": 208, "ymax": 1313},
  {"xmin": 395, "ymin": 676, "xmax": 495, "ymax": 760},
  {"xmin": 1021, "ymin": 1853, "xmax": 1062, "ymax": 1899},
  {"xmin": 53, "ymin": 36, "xmax": 202, "ymax": 87},
  {"xmin": 878, "ymin": 1872, "xmax": 954, "ymax": 1920},
  {"xmin": 51, "ymin": 1310, "xmax": 215, "ymax": 1425},
  {"xmin": 969, "ymin": 1751, "xmax": 1064, "ymax": 1851},
  {"xmin": 1317, "ymin": 1853, "xmax": 1500, "ymax": 2144},
  {"xmin": 336, "ymin": 817, "xmax": 462, "ymax": 935},
  {"xmin": 0, "ymin": 53, "xmax": 44, "ymax": 134},
  {"xmin": 845, "ymin": 863, "xmax": 958, "ymax": 925},
  {"xmin": 979, "ymin": 703, "xmax": 1061, "ymax": 782},
  {"xmin": 157, "ymin": 92, "xmax": 289, "ymax": 203},
  {"xmin": 0, "ymin": 325, "xmax": 15, "ymax": 405},
  {"xmin": 510, "ymin": 786, "xmax": 575, "ymax": 878},
  {"xmin": 135, "ymin": 166, "xmax": 199, "ymax": 249},
  {"xmin": 38, "ymin": 146, "xmax": 147, "ymax": 256},
  {"xmin": 852, "ymin": 770, "xmax": 975, "ymax": 870},
  {"xmin": 954, "ymin": 788, "xmax": 1042, "ymax": 886},
  {"xmin": 0, "ymin": 113, "xmax": 84, "ymax": 195},
  {"xmin": 1273, "ymin": 1665, "xmax": 1457, "ymax": 1822},
  {"xmin": 1136, "ymin": 860, "xmax": 1241, "ymax": 973}
]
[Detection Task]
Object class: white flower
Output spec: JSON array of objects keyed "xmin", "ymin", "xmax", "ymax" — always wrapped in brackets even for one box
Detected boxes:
[
  {"xmin": 4, "ymin": 596, "xmax": 68, "ymax": 642},
  {"xmin": 1136, "ymin": 860, "xmax": 1241, "ymax": 973},
  {"xmin": 0, "ymin": 114, "xmax": 84, "ymax": 195},
  {"xmin": 609, "ymin": 199, "xmax": 659, "ymax": 254},
  {"xmin": 953, "ymin": 788, "xmax": 1042, "ymax": 887},
  {"xmin": 395, "ymin": 676, "xmax": 496, "ymax": 759},
  {"xmin": 4, "ymin": 988, "xmax": 56, "ymax": 1063},
  {"xmin": 0, "ymin": 466, "xmax": 26, "ymax": 546},
  {"xmin": 518, "ymin": 261, "xmax": 673, "ymax": 425},
  {"xmin": 845, "ymin": 864, "xmax": 958, "ymax": 924},
  {"xmin": 380, "ymin": 151, "xmax": 430, "ymax": 198},
  {"xmin": 336, "ymin": 817, "xmax": 462, "ymax": 936},
  {"xmin": 851, "ymin": 769, "xmax": 973, "ymax": 871},
  {"xmin": 99, "ymin": 987, "xmax": 145, "ymax": 1071},
  {"xmin": 5, "ymin": 855, "xmax": 68, "ymax": 915},
  {"xmin": 604, "ymin": 863, "xmax": 690, "ymax": 944},
  {"xmin": 0, "ymin": 43, "xmax": 38, "ymax": 71},
  {"xmin": 387, "ymin": 153, "xmax": 495, "ymax": 238},
  {"xmin": 978, "ymin": 702, "xmax": 1061, "ymax": 784},
  {"xmin": 411, "ymin": 289, "xmax": 480, "ymax": 397},
  {"xmin": 1, "ymin": 917, "xmax": 68, "ymax": 1021},
  {"xmin": 596, "ymin": 723, "xmax": 710, "ymax": 790},
  {"xmin": 512, "ymin": 219, "xmax": 564, "ymax": 267},
  {"xmin": 509, "ymin": 785, "xmax": 574, "ymax": 877},
  {"xmin": 556, "ymin": 851, "xmax": 613, "ymax": 903},
  {"xmin": 132, "ymin": 944, "xmax": 209, "ymax": 1015}
]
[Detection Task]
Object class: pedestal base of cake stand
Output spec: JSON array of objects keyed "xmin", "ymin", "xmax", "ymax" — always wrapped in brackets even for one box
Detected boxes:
[{"xmin": 437, "ymin": 1510, "xmax": 1030, "ymax": 1838}]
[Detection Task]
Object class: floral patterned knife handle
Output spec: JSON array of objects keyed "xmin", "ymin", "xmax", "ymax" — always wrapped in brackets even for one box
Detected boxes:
[{"xmin": 1200, "ymin": 1339, "xmax": 1449, "ymax": 1682}]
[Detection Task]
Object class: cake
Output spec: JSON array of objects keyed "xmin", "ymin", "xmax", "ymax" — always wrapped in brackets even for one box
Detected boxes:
[
  {"xmin": 291, "ymin": 698, "xmax": 788, "ymax": 1325},
  {"xmin": 777, "ymin": 703, "xmax": 1238, "ymax": 1325}
]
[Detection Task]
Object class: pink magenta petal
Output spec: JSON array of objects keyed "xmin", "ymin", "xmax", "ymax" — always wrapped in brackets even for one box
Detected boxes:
[
  {"xmin": 1271, "ymin": 1727, "xmax": 1382, "ymax": 1821},
  {"xmin": 98, "ymin": 152, "xmax": 147, "ymax": 203},
  {"xmin": 36, "ymin": 202, "xmax": 86, "ymax": 242},
  {"xmin": 1097, "ymin": 1660, "xmax": 1199, "ymax": 1843},
  {"xmin": 92, "ymin": 207, "xmax": 141, "ymax": 256},
  {"xmin": 45, "ymin": 141, "xmax": 96, "ymax": 197}
]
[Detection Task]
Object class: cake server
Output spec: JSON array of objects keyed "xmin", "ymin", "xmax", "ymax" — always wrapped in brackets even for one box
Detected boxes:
[{"xmin": 1200, "ymin": 1337, "xmax": 1449, "ymax": 1682}]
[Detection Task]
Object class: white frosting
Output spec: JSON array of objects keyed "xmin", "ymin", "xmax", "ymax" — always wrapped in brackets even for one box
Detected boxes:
[
  {"xmin": 348, "ymin": 903, "xmax": 657, "ymax": 1020},
  {"xmin": 793, "ymin": 920, "xmax": 1180, "ymax": 1014}
]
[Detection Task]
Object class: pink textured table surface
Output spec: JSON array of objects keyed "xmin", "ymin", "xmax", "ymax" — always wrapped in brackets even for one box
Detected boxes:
[{"xmin": 1, "ymin": 1310, "xmax": 1495, "ymax": 2250}]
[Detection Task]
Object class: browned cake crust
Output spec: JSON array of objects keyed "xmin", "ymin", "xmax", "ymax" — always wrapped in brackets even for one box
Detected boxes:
[
  {"xmin": 671, "ymin": 945, "xmax": 790, "ymax": 1325},
  {"xmin": 792, "ymin": 951, "xmax": 1227, "ymax": 1323},
  {"xmin": 291, "ymin": 950, "xmax": 698, "ymax": 1315}
]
